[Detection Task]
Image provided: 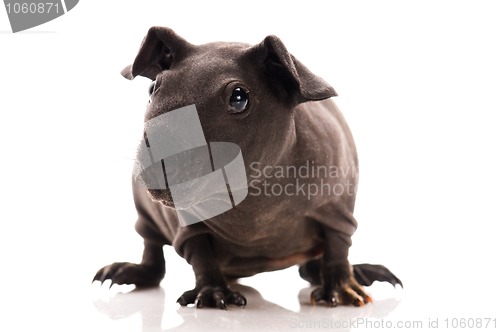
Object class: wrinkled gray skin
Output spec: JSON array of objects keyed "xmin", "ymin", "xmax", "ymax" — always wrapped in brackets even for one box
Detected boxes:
[{"xmin": 94, "ymin": 27, "xmax": 401, "ymax": 309}]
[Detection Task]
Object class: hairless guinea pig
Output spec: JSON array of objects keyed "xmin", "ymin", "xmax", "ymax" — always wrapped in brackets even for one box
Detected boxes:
[{"xmin": 94, "ymin": 27, "xmax": 402, "ymax": 309}]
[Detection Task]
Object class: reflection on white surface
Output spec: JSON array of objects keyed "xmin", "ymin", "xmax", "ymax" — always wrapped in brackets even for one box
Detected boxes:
[
  {"xmin": 88, "ymin": 249, "xmax": 405, "ymax": 332},
  {"xmin": 92, "ymin": 281, "xmax": 402, "ymax": 332}
]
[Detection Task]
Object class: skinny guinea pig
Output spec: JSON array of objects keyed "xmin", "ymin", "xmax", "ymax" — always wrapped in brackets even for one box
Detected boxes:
[{"xmin": 94, "ymin": 27, "xmax": 401, "ymax": 309}]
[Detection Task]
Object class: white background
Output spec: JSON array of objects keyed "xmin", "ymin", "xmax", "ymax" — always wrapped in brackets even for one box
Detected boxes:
[{"xmin": 1, "ymin": 1, "xmax": 499, "ymax": 331}]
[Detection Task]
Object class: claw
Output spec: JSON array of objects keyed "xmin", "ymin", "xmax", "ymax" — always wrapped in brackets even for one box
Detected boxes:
[
  {"xmin": 330, "ymin": 298, "xmax": 338, "ymax": 307},
  {"xmin": 344, "ymin": 287, "xmax": 365, "ymax": 307},
  {"xmin": 234, "ymin": 296, "xmax": 247, "ymax": 307},
  {"xmin": 226, "ymin": 290, "xmax": 246, "ymax": 307},
  {"xmin": 92, "ymin": 262, "xmax": 165, "ymax": 288},
  {"xmin": 92, "ymin": 268, "xmax": 105, "ymax": 284},
  {"xmin": 94, "ymin": 266, "xmax": 110, "ymax": 284},
  {"xmin": 179, "ymin": 286, "xmax": 247, "ymax": 309},
  {"xmin": 311, "ymin": 278, "xmax": 372, "ymax": 307},
  {"xmin": 218, "ymin": 299, "xmax": 227, "ymax": 310}
]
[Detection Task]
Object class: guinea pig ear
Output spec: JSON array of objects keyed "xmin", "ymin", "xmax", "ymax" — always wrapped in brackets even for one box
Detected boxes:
[
  {"xmin": 121, "ymin": 27, "xmax": 193, "ymax": 80},
  {"xmin": 251, "ymin": 35, "xmax": 337, "ymax": 103}
]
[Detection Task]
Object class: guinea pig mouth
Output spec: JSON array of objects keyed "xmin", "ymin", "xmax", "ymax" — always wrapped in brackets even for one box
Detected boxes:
[
  {"xmin": 147, "ymin": 174, "xmax": 240, "ymax": 211},
  {"xmin": 148, "ymin": 184, "xmax": 236, "ymax": 211},
  {"xmin": 147, "ymin": 189, "xmax": 175, "ymax": 207}
]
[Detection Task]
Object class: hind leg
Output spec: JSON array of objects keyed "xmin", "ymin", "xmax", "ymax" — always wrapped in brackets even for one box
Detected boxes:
[
  {"xmin": 300, "ymin": 260, "xmax": 402, "ymax": 288},
  {"xmin": 308, "ymin": 227, "xmax": 373, "ymax": 307},
  {"xmin": 299, "ymin": 259, "xmax": 322, "ymax": 285},
  {"xmin": 303, "ymin": 259, "xmax": 402, "ymax": 306}
]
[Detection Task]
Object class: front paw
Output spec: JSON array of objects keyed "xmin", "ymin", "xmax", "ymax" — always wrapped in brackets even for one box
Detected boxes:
[
  {"xmin": 311, "ymin": 264, "xmax": 372, "ymax": 307},
  {"xmin": 177, "ymin": 286, "xmax": 247, "ymax": 310},
  {"xmin": 93, "ymin": 262, "xmax": 165, "ymax": 288}
]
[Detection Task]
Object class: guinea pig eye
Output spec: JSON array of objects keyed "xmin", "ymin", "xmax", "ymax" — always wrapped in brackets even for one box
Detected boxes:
[{"xmin": 229, "ymin": 87, "xmax": 249, "ymax": 113}]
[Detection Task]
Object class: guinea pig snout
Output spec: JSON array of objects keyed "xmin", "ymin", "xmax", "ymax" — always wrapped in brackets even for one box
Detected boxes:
[{"xmin": 133, "ymin": 104, "xmax": 248, "ymax": 225}]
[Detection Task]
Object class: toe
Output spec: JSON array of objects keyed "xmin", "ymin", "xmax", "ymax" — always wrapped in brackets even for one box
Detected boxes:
[
  {"xmin": 211, "ymin": 290, "xmax": 227, "ymax": 310},
  {"xmin": 310, "ymin": 287, "xmax": 337, "ymax": 307},
  {"xmin": 179, "ymin": 286, "xmax": 246, "ymax": 309},
  {"xmin": 227, "ymin": 291, "xmax": 247, "ymax": 307},
  {"xmin": 342, "ymin": 287, "xmax": 364, "ymax": 306},
  {"xmin": 177, "ymin": 289, "xmax": 198, "ymax": 306},
  {"xmin": 93, "ymin": 263, "xmax": 119, "ymax": 284}
]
